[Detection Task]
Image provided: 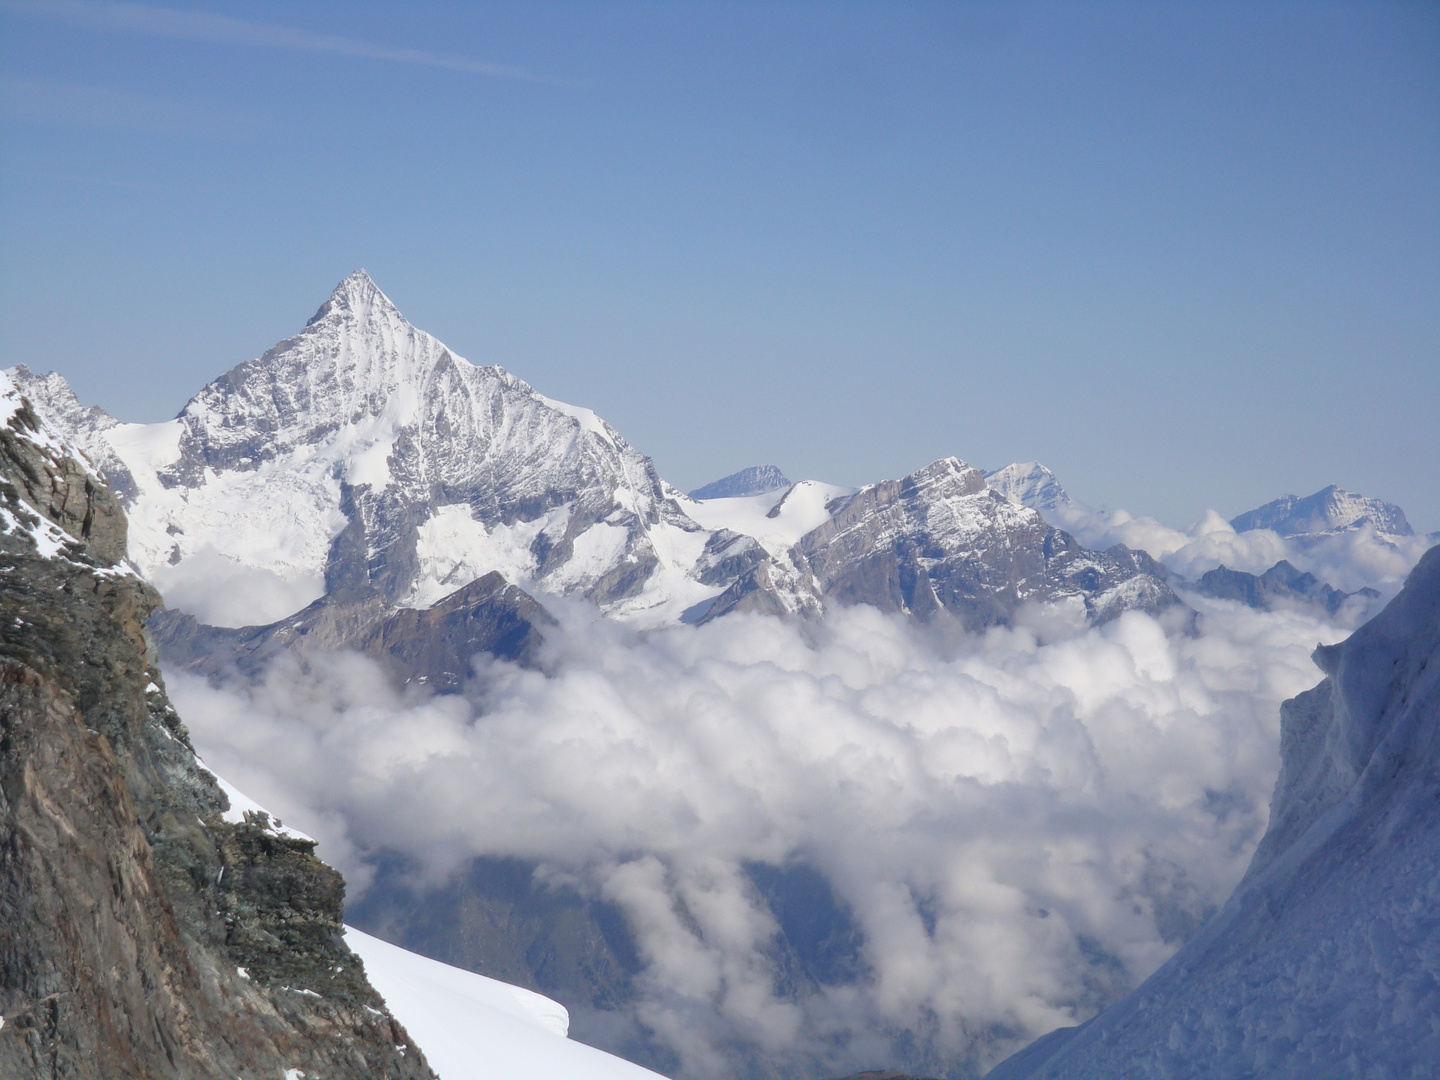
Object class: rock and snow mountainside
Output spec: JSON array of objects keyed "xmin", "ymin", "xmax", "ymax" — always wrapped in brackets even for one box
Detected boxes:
[
  {"xmin": 985, "ymin": 543, "xmax": 1440, "ymax": 1080},
  {"xmin": 10, "ymin": 273, "xmax": 1174, "ymax": 636},
  {"xmin": 702, "ymin": 457, "xmax": 1178, "ymax": 628},
  {"xmin": 983, "ymin": 462, "xmax": 1076, "ymax": 524},
  {"xmin": 13, "ymin": 272, "xmax": 715, "ymax": 627},
  {"xmin": 688, "ymin": 464, "xmax": 792, "ymax": 500},
  {"xmin": 1231, "ymin": 484, "xmax": 1414, "ymax": 539},
  {"xmin": 986, "ymin": 460, "xmax": 1429, "ymax": 597},
  {"xmin": 0, "ymin": 370, "xmax": 666, "ymax": 1080},
  {"xmin": 0, "ymin": 371, "xmax": 436, "ymax": 1079}
]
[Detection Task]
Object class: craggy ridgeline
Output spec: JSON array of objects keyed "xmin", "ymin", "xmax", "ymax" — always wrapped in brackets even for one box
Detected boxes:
[{"xmin": 0, "ymin": 381, "xmax": 436, "ymax": 1079}]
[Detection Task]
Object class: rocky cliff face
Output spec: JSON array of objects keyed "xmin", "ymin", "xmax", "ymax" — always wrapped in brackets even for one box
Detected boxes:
[
  {"xmin": 984, "ymin": 542, "xmax": 1440, "ymax": 1080},
  {"xmin": 0, "ymin": 373, "xmax": 435, "ymax": 1080}
]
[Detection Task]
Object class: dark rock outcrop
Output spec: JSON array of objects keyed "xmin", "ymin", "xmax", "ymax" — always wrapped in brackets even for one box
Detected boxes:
[{"xmin": 0, "ymin": 393, "xmax": 127, "ymax": 565}]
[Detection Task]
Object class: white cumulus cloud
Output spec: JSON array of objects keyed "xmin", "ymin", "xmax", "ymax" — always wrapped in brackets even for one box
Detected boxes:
[{"xmin": 168, "ymin": 595, "xmax": 1347, "ymax": 1077}]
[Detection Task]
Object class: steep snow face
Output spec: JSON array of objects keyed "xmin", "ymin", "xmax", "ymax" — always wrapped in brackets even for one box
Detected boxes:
[
  {"xmin": 12, "ymin": 273, "xmax": 707, "ymax": 626},
  {"xmin": 680, "ymin": 479, "xmax": 858, "ymax": 563},
  {"xmin": 986, "ymin": 543, "xmax": 1440, "ymax": 1080},
  {"xmin": 985, "ymin": 461, "xmax": 1074, "ymax": 521},
  {"xmin": 1231, "ymin": 484, "xmax": 1414, "ymax": 538}
]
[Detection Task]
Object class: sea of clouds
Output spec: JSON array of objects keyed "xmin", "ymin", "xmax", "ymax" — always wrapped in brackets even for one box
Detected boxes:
[{"xmin": 167, "ymin": 585, "xmax": 1360, "ymax": 1078}]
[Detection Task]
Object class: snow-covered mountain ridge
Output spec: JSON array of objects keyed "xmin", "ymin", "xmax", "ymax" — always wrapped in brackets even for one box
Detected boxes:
[
  {"xmin": 11, "ymin": 272, "xmax": 1174, "ymax": 633},
  {"xmin": 704, "ymin": 457, "xmax": 1179, "ymax": 628}
]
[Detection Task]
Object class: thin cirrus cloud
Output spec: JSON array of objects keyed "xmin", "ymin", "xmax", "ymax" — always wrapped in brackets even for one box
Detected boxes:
[{"xmin": 1, "ymin": 0, "xmax": 555, "ymax": 82}]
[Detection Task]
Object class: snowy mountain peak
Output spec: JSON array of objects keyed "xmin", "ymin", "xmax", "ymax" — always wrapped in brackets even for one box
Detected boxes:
[
  {"xmin": 985, "ymin": 461, "xmax": 1074, "ymax": 517},
  {"xmin": 18, "ymin": 273, "xmax": 722, "ymax": 626},
  {"xmin": 306, "ymin": 268, "xmax": 397, "ymax": 327},
  {"xmin": 1230, "ymin": 484, "xmax": 1413, "ymax": 538},
  {"xmin": 689, "ymin": 464, "xmax": 792, "ymax": 500}
]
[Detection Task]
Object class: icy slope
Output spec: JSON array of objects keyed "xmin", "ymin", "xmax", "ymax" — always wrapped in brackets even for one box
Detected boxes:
[
  {"xmin": 11, "ymin": 273, "xmax": 713, "ymax": 626},
  {"xmin": 681, "ymin": 479, "xmax": 857, "ymax": 562},
  {"xmin": 345, "ymin": 928, "xmax": 668, "ymax": 1080},
  {"xmin": 985, "ymin": 543, "xmax": 1440, "ymax": 1079}
]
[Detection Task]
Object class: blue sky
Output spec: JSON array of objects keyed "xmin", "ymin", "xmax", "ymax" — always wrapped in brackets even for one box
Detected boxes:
[{"xmin": 1, "ymin": 1, "xmax": 1436, "ymax": 528}]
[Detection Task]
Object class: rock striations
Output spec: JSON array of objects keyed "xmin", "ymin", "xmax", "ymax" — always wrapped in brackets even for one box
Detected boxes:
[
  {"xmin": 0, "ymin": 372, "xmax": 435, "ymax": 1079},
  {"xmin": 984, "ymin": 542, "xmax": 1440, "ymax": 1079}
]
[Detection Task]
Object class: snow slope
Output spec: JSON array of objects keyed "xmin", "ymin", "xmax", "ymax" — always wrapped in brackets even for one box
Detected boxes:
[
  {"xmin": 345, "ymin": 928, "xmax": 667, "ymax": 1080},
  {"xmin": 985, "ymin": 542, "xmax": 1440, "ymax": 1079},
  {"xmin": 680, "ymin": 479, "xmax": 857, "ymax": 563}
]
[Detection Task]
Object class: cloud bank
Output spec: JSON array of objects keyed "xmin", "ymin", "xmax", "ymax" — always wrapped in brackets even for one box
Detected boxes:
[{"xmin": 170, "ymin": 596, "xmax": 1346, "ymax": 1077}]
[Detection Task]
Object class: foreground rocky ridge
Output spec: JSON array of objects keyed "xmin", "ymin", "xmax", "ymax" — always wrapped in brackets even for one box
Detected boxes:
[
  {"xmin": 0, "ymin": 374, "xmax": 434, "ymax": 1079},
  {"xmin": 985, "ymin": 543, "xmax": 1440, "ymax": 1079}
]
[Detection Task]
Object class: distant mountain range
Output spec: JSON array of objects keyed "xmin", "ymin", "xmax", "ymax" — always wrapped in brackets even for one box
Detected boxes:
[{"xmin": 9, "ymin": 272, "xmax": 1178, "ymax": 637}]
